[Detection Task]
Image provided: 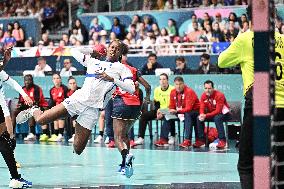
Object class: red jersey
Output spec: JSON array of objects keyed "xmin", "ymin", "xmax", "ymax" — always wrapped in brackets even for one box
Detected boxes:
[
  {"xmin": 49, "ymin": 85, "xmax": 68, "ymax": 107},
  {"xmin": 169, "ymin": 85, "xmax": 200, "ymax": 114},
  {"xmin": 114, "ymin": 64, "xmax": 141, "ymax": 106},
  {"xmin": 200, "ymin": 90, "xmax": 230, "ymax": 119},
  {"xmin": 19, "ymin": 85, "xmax": 48, "ymax": 107},
  {"xmin": 67, "ymin": 87, "xmax": 80, "ymax": 97}
]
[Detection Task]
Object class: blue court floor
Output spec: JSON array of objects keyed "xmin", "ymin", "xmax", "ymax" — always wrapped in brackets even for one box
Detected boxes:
[{"xmin": 0, "ymin": 139, "xmax": 241, "ymax": 189}]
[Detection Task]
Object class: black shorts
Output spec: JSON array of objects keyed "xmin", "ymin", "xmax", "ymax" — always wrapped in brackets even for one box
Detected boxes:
[
  {"xmin": 0, "ymin": 107, "xmax": 5, "ymax": 124},
  {"xmin": 111, "ymin": 96, "xmax": 141, "ymax": 120}
]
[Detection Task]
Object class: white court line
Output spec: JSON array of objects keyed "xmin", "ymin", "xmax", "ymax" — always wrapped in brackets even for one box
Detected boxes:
[
  {"xmin": 218, "ymin": 162, "xmax": 229, "ymax": 165},
  {"xmin": 196, "ymin": 163, "xmax": 208, "ymax": 165}
]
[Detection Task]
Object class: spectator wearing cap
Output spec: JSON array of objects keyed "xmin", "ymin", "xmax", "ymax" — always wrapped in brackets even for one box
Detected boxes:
[
  {"xmin": 99, "ymin": 30, "xmax": 108, "ymax": 45},
  {"xmin": 214, "ymin": 12, "xmax": 226, "ymax": 31},
  {"xmin": 196, "ymin": 53, "xmax": 219, "ymax": 74},
  {"xmin": 141, "ymin": 53, "xmax": 163, "ymax": 75},
  {"xmin": 60, "ymin": 59, "xmax": 77, "ymax": 77},
  {"xmin": 173, "ymin": 57, "xmax": 192, "ymax": 75},
  {"xmin": 34, "ymin": 57, "xmax": 52, "ymax": 77}
]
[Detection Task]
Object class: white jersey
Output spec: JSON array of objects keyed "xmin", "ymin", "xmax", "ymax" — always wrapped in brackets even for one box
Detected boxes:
[
  {"xmin": 69, "ymin": 48, "xmax": 135, "ymax": 108},
  {"xmin": 0, "ymin": 70, "xmax": 28, "ymax": 117}
]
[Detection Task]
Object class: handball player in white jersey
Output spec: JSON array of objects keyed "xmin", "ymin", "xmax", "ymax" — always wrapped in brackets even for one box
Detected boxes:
[{"xmin": 16, "ymin": 40, "xmax": 135, "ymax": 154}]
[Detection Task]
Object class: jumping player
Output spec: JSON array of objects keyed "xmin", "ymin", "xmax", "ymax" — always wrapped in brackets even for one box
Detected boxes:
[{"xmin": 16, "ymin": 41, "xmax": 135, "ymax": 155}]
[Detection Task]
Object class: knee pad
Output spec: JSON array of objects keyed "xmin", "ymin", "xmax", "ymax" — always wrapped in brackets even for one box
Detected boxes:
[{"xmin": 0, "ymin": 131, "xmax": 16, "ymax": 151}]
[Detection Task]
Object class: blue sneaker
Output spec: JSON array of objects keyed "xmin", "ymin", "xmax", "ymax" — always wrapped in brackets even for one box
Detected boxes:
[
  {"xmin": 117, "ymin": 164, "xmax": 126, "ymax": 175},
  {"xmin": 18, "ymin": 177, "xmax": 32, "ymax": 188},
  {"xmin": 125, "ymin": 154, "xmax": 135, "ymax": 178}
]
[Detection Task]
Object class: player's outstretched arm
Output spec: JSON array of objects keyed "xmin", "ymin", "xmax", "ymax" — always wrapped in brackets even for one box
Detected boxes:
[{"xmin": 70, "ymin": 47, "xmax": 93, "ymax": 67}]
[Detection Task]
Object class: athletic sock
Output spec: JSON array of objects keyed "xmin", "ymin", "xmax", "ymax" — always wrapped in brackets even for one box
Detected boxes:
[
  {"xmin": 43, "ymin": 129, "xmax": 49, "ymax": 136},
  {"xmin": 54, "ymin": 129, "xmax": 59, "ymax": 136},
  {"xmin": 30, "ymin": 126, "xmax": 35, "ymax": 135},
  {"xmin": 99, "ymin": 131, "xmax": 103, "ymax": 137},
  {"xmin": 59, "ymin": 128, "xmax": 64, "ymax": 135},
  {"xmin": 121, "ymin": 149, "xmax": 129, "ymax": 167}
]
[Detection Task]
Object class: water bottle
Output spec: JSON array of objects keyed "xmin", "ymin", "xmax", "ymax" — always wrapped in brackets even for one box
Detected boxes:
[{"xmin": 56, "ymin": 60, "xmax": 61, "ymax": 72}]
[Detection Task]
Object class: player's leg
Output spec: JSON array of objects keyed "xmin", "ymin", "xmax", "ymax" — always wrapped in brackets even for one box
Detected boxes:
[{"xmin": 73, "ymin": 107, "xmax": 98, "ymax": 155}]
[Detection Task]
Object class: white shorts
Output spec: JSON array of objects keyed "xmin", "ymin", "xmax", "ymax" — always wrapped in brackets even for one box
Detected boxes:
[{"xmin": 62, "ymin": 98, "xmax": 99, "ymax": 130}]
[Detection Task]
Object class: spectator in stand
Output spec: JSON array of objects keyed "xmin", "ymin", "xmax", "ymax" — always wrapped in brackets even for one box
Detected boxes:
[
  {"xmin": 123, "ymin": 32, "xmax": 136, "ymax": 47},
  {"xmin": 47, "ymin": 73, "xmax": 68, "ymax": 142},
  {"xmin": 212, "ymin": 22, "xmax": 225, "ymax": 42},
  {"xmin": 226, "ymin": 23, "xmax": 239, "ymax": 41},
  {"xmin": 129, "ymin": 24, "xmax": 138, "ymax": 41},
  {"xmin": 141, "ymin": 30, "xmax": 156, "ymax": 52},
  {"xmin": 41, "ymin": 32, "xmax": 50, "ymax": 46},
  {"xmin": 156, "ymin": 28, "xmax": 171, "ymax": 45},
  {"xmin": 200, "ymin": 0, "xmax": 210, "ymax": 7},
  {"xmin": 134, "ymin": 73, "xmax": 175, "ymax": 145},
  {"xmin": 72, "ymin": 18, "xmax": 88, "ymax": 44},
  {"xmin": 173, "ymin": 56, "xmax": 192, "ymax": 75},
  {"xmin": 227, "ymin": 12, "xmax": 240, "ymax": 29},
  {"xmin": 89, "ymin": 17, "xmax": 103, "ymax": 37},
  {"xmin": 204, "ymin": 24, "xmax": 213, "ymax": 42},
  {"xmin": 197, "ymin": 80, "xmax": 231, "ymax": 149},
  {"xmin": 210, "ymin": 0, "xmax": 223, "ymax": 8},
  {"xmin": 3, "ymin": 23, "xmax": 13, "ymax": 39},
  {"xmin": 11, "ymin": 74, "xmax": 49, "ymax": 141},
  {"xmin": 156, "ymin": 0, "xmax": 165, "ymax": 10},
  {"xmin": 3, "ymin": 30, "xmax": 16, "ymax": 47},
  {"xmin": 24, "ymin": 39, "xmax": 32, "ymax": 48},
  {"xmin": 166, "ymin": 18, "xmax": 177, "ymax": 38},
  {"xmin": 143, "ymin": 0, "xmax": 155, "ymax": 10},
  {"xmin": 235, "ymin": 0, "xmax": 247, "ymax": 5},
  {"xmin": 187, "ymin": 14, "xmax": 199, "ymax": 33},
  {"xmin": 109, "ymin": 32, "xmax": 117, "ymax": 43},
  {"xmin": 34, "ymin": 57, "xmax": 52, "ymax": 77},
  {"xmin": 67, "ymin": 76, "xmax": 80, "ymax": 143},
  {"xmin": 214, "ymin": 12, "xmax": 226, "ymax": 31},
  {"xmin": 143, "ymin": 16, "xmax": 153, "ymax": 32},
  {"xmin": 187, "ymin": 21, "xmax": 203, "ymax": 42},
  {"xmin": 55, "ymin": 0, "xmax": 68, "ymax": 28},
  {"xmin": 60, "ymin": 58, "xmax": 77, "ymax": 77},
  {"xmin": 137, "ymin": 23, "xmax": 147, "ymax": 41},
  {"xmin": 196, "ymin": 53, "xmax": 219, "ymax": 74},
  {"xmin": 70, "ymin": 37, "xmax": 78, "ymax": 46},
  {"xmin": 239, "ymin": 21, "xmax": 249, "ymax": 33},
  {"xmin": 90, "ymin": 32, "xmax": 100, "ymax": 45},
  {"xmin": 141, "ymin": 53, "xmax": 163, "ymax": 75},
  {"xmin": 12, "ymin": 21, "xmax": 24, "ymax": 47},
  {"xmin": 239, "ymin": 14, "xmax": 248, "ymax": 28},
  {"xmin": 201, "ymin": 12, "xmax": 213, "ymax": 30},
  {"xmin": 99, "ymin": 30, "xmax": 108, "ymax": 45},
  {"xmin": 41, "ymin": 1, "xmax": 56, "ymax": 32},
  {"xmin": 157, "ymin": 38, "xmax": 174, "ymax": 55},
  {"xmin": 62, "ymin": 33, "xmax": 71, "ymax": 46},
  {"xmin": 152, "ymin": 23, "xmax": 160, "ymax": 37},
  {"xmin": 111, "ymin": 17, "xmax": 125, "ymax": 40},
  {"xmin": 155, "ymin": 76, "xmax": 200, "ymax": 147},
  {"xmin": 223, "ymin": 0, "xmax": 235, "ymax": 5},
  {"xmin": 69, "ymin": 28, "xmax": 83, "ymax": 43}
]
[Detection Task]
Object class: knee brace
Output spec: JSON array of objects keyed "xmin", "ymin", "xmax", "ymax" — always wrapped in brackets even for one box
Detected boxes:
[{"xmin": 0, "ymin": 131, "xmax": 16, "ymax": 151}]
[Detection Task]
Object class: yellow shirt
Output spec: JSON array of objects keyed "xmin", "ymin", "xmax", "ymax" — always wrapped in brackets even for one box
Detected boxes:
[
  {"xmin": 218, "ymin": 31, "xmax": 254, "ymax": 96},
  {"xmin": 154, "ymin": 85, "xmax": 174, "ymax": 109},
  {"xmin": 275, "ymin": 32, "xmax": 284, "ymax": 108}
]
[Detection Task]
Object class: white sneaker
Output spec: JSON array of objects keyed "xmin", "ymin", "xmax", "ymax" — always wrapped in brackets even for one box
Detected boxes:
[
  {"xmin": 9, "ymin": 179, "xmax": 24, "ymax": 188},
  {"xmin": 24, "ymin": 133, "xmax": 36, "ymax": 141},
  {"xmin": 55, "ymin": 134, "xmax": 63, "ymax": 142},
  {"xmin": 16, "ymin": 107, "xmax": 39, "ymax": 124},
  {"xmin": 104, "ymin": 137, "xmax": 109, "ymax": 144},
  {"xmin": 68, "ymin": 134, "xmax": 75, "ymax": 143},
  {"xmin": 168, "ymin": 136, "xmax": 175, "ymax": 145},
  {"xmin": 134, "ymin": 137, "xmax": 144, "ymax": 145},
  {"xmin": 94, "ymin": 135, "xmax": 103, "ymax": 143}
]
